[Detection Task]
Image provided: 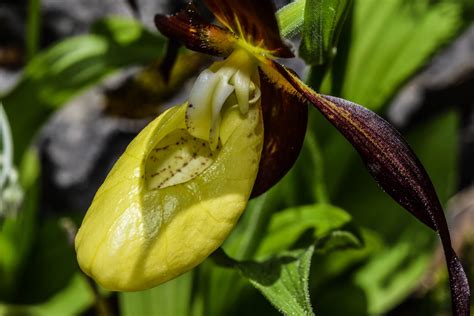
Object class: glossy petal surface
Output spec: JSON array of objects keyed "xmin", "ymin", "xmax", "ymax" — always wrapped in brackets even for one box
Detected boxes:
[
  {"xmin": 155, "ymin": 3, "xmax": 236, "ymax": 57},
  {"xmin": 251, "ymin": 65, "xmax": 308, "ymax": 196},
  {"xmin": 75, "ymin": 102, "xmax": 263, "ymax": 291}
]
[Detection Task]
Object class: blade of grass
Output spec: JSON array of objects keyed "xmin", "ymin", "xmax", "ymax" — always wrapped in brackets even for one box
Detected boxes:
[{"xmin": 26, "ymin": 0, "xmax": 41, "ymax": 61}]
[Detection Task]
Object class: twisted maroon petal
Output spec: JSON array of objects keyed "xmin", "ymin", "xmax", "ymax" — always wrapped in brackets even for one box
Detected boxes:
[{"xmin": 275, "ymin": 62, "xmax": 470, "ymax": 316}]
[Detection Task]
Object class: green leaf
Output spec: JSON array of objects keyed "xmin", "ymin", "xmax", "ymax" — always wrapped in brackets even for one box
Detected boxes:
[
  {"xmin": 205, "ymin": 192, "xmax": 279, "ymax": 316},
  {"xmin": 204, "ymin": 177, "xmax": 354, "ymax": 315},
  {"xmin": 119, "ymin": 272, "xmax": 193, "ymax": 316},
  {"xmin": 277, "ymin": 0, "xmax": 306, "ymax": 39},
  {"xmin": 2, "ymin": 17, "xmax": 165, "ymax": 162},
  {"xmin": 322, "ymin": 0, "xmax": 465, "ymax": 109},
  {"xmin": 313, "ymin": 0, "xmax": 467, "ymax": 199},
  {"xmin": 299, "ymin": 0, "xmax": 352, "ymax": 65},
  {"xmin": 204, "ymin": 188, "xmax": 320, "ymax": 315},
  {"xmin": 26, "ymin": 0, "xmax": 41, "ymax": 60},
  {"xmin": 314, "ymin": 229, "xmax": 362, "ymax": 253},
  {"xmin": 17, "ymin": 217, "xmax": 82, "ymax": 303},
  {"xmin": 257, "ymin": 204, "xmax": 352, "ymax": 257},
  {"xmin": 0, "ymin": 273, "xmax": 95, "ymax": 316},
  {"xmin": 238, "ymin": 246, "xmax": 315, "ymax": 316},
  {"xmin": 310, "ymin": 228, "xmax": 383, "ymax": 289},
  {"xmin": 354, "ymin": 236, "xmax": 432, "ymax": 314}
]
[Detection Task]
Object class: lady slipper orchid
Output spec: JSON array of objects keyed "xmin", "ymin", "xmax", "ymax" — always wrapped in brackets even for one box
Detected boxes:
[{"xmin": 75, "ymin": 1, "xmax": 469, "ymax": 315}]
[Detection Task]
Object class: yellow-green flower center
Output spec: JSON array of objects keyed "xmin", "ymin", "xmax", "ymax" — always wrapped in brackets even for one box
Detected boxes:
[{"xmin": 186, "ymin": 48, "xmax": 260, "ymax": 150}]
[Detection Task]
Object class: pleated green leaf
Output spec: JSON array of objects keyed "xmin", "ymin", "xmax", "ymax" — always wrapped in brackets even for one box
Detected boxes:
[
  {"xmin": 299, "ymin": 0, "xmax": 352, "ymax": 65},
  {"xmin": 238, "ymin": 246, "xmax": 315, "ymax": 316}
]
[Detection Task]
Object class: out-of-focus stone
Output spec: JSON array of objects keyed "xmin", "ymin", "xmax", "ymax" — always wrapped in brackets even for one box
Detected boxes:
[
  {"xmin": 37, "ymin": 87, "xmax": 151, "ymax": 214},
  {"xmin": 387, "ymin": 25, "xmax": 474, "ymax": 128}
]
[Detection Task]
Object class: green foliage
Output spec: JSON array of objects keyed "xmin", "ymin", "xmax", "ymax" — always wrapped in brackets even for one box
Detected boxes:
[
  {"xmin": 1, "ymin": 0, "xmax": 471, "ymax": 315},
  {"xmin": 312, "ymin": 0, "xmax": 464, "ymax": 195},
  {"xmin": 256, "ymin": 204, "xmax": 352, "ymax": 257},
  {"xmin": 321, "ymin": 0, "xmax": 464, "ymax": 108},
  {"xmin": 0, "ymin": 16, "xmax": 164, "ymax": 315},
  {"xmin": 0, "ymin": 274, "xmax": 94, "ymax": 316},
  {"xmin": 2, "ymin": 17, "xmax": 165, "ymax": 161},
  {"xmin": 277, "ymin": 0, "xmax": 305, "ymax": 39},
  {"xmin": 279, "ymin": 0, "xmax": 468, "ymax": 314},
  {"xmin": 119, "ymin": 272, "xmax": 193, "ymax": 316},
  {"xmin": 26, "ymin": 0, "xmax": 41, "ymax": 60},
  {"xmin": 238, "ymin": 246, "xmax": 315, "ymax": 316},
  {"xmin": 299, "ymin": 0, "xmax": 352, "ymax": 66}
]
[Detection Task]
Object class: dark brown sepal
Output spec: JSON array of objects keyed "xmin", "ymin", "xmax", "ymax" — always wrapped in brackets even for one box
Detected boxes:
[
  {"xmin": 203, "ymin": 0, "xmax": 293, "ymax": 58},
  {"xmin": 277, "ymin": 62, "xmax": 470, "ymax": 316},
  {"xmin": 250, "ymin": 68, "xmax": 308, "ymax": 197},
  {"xmin": 154, "ymin": 3, "xmax": 236, "ymax": 57},
  {"xmin": 159, "ymin": 40, "xmax": 181, "ymax": 83}
]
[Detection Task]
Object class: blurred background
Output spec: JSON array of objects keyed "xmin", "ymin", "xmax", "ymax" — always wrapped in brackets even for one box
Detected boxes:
[{"xmin": 0, "ymin": 0, "xmax": 473, "ymax": 315}]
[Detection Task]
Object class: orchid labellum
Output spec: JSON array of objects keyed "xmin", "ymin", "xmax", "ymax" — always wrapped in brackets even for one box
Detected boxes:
[{"xmin": 75, "ymin": 1, "xmax": 469, "ymax": 314}]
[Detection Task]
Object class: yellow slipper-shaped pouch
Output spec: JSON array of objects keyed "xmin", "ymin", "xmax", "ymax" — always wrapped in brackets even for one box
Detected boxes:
[{"xmin": 75, "ymin": 101, "xmax": 263, "ymax": 291}]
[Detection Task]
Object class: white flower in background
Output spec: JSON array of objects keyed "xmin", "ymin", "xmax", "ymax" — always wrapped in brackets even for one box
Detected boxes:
[{"xmin": 0, "ymin": 104, "xmax": 23, "ymax": 218}]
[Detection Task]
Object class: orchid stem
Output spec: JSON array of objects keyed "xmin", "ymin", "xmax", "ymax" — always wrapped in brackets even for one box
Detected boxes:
[
  {"xmin": 210, "ymin": 248, "xmax": 238, "ymax": 268},
  {"xmin": 59, "ymin": 218, "xmax": 113, "ymax": 316},
  {"xmin": 306, "ymin": 131, "xmax": 329, "ymax": 204},
  {"xmin": 26, "ymin": 0, "xmax": 41, "ymax": 60}
]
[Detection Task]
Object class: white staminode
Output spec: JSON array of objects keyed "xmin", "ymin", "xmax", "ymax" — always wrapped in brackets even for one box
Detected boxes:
[{"xmin": 187, "ymin": 48, "xmax": 261, "ymax": 150}]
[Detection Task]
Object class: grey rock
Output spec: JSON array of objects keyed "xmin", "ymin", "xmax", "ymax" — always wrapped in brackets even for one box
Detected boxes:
[
  {"xmin": 38, "ymin": 86, "xmax": 150, "ymax": 214},
  {"xmin": 0, "ymin": 69, "xmax": 21, "ymax": 93},
  {"xmin": 387, "ymin": 25, "xmax": 474, "ymax": 128}
]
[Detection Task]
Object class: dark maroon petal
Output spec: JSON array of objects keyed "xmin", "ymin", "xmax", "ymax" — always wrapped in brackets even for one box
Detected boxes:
[
  {"xmin": 154, "ymin": 3, "xmax": 236, "ymax": 57},
  {"xmin": 275, "ymin": 62, "xmax": 470, "ymax": 316},
  {"xmin": 251, "ymin": 67, "xmax": 308, "ymax": 197},
  {"xmin": 203, "ymin": 0, "xmax": 293, "ymax": 58}
]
